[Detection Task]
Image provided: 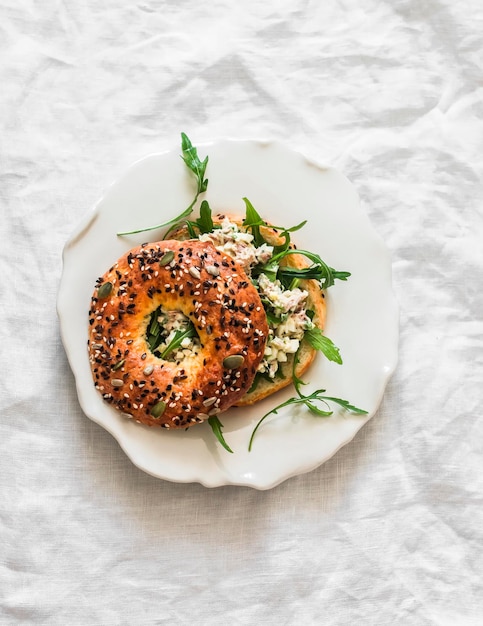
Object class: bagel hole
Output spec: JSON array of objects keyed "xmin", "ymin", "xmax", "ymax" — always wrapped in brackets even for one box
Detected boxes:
[{"xmin": 146, "ymin": 305, "xmax": 201, "ymax": 362}]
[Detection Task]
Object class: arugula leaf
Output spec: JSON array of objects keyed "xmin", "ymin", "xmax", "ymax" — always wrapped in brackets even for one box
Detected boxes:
[
  {"xmin": 291, "ymin": 350, "xmax": 307, "ymax": 397},
  {"xmin": 185, "ymin": 221, "xmax": 198, "ymax": 238},
  {"xmin": 146, "ymin": 307, "xmax": 163, "ymax": 351},
  {"xmin": 118, "ymin": 132, "xmax": 208, "ymax": 236},
  {"xmin": 242, "ymin": 198, "xmax": 266, "ymax": 247},
  {"xmin": 248, "ymin": 344, "xmax": 366, "ymax": 450},
  {"xmin": 270, "ymin": 220, "xmax": 307, "ymax": 255},
  {"xmin": 291, "ymin": 349, "xmax": 322, "ymax": 415},
  {"xmin": 248, "ymin": 388, "xmax": 367, "ymax": 451},
  {"xmin": 208, "ymin": 416, "xmax": 233, "ymax": 453},
  {"xmin": 181, "ymin": 132, "xmax": 209, "ymax": 195},
  {"xmin": 242, "ymin": 198, "xmax": 308, "ymax": 253},
  {"xmin": 316, "ymin": 396, "xmax": 369, "ymax": 413},
  {"xmin": 117, "ymin": 206, "xmax": 194, "ymax": 237},
  {"xmin": 264, "ymin": 308, "xmax": 280, "ymax": 326},
  {"xmin": 261, "ymin": 248, "xmax": 350, "ymax": 289},
  {"xmin": 304, "ymin": 327, "xmax": 343, "ymax": 365},
  {"xmin": 248, "ymin": 371, "xmax": 274, "ymax": 393},
  {"xmin": 157, "ymin": 323, "xmax": 197, "ymax": 359},
  {"xmin": 330, "ymin": 270, "xmax": 351, "ymax": 281},
  {"xmin": 163, "ymin": 199, "xmax": 217, "ymax": 239},
  {"xmin": 192, "ymin": 199, "xmax": 214, "ymax": 234}
]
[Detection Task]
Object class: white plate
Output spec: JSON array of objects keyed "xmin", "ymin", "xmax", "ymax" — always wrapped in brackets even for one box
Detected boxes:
[{"xmin": 57, "ymin": 139, "xmax": 398, "ymax": 489}]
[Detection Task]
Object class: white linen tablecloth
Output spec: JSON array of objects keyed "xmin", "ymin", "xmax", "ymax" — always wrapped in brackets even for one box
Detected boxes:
[{"xmin": 1, "ymin": 1, "xmax": 482, "ymax": 624}]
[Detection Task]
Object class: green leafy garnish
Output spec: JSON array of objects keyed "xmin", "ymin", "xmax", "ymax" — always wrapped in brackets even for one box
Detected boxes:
[
  {"xmin": 260, "ymin": 248, "xmax": 350, "ymax": 289},
  {"xmin": 304, "ymin": 327, "xmax": 343, "ymax": 364},
  {"xmin": 117, "ymin": 132, "xmax": 208, "ymax": 236},
  {"xmin": 242, "ymin": 197, "xmax": 307, "ymax": 252},
  {"xmin": 248, "ymin": 348, "xmax": 367, "ymax": 450},
  {"xmin": 242, "ymin": 198, "xmax": 266, "ymax": 247},
  {"xmin": 157, "ymin": 324, "xmax": 197, "ymax": 360},
  {"xmin": 146, "ymin": 307, "xmax": 163, "ymax": 352},
  {"xmin": 146, "ymin": 307, "xmax": 198, "ymax": 359},
  {"xmin": 248, "ymin": 388, "xmax": 367, "ymax": 450},
  {"xmin": 208, "ymin": 416, "xmax": 233, "ymax": 453},
  {"xmin": 180, "ymin": 131, "xmax": 209, "ymax": 196},
  {"xmin": 194, "ymin": 200, "xmax": 214, "ymax": 233}
]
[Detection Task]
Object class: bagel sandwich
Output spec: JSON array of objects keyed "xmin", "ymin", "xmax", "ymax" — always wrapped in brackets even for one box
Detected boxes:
[{"xmin": 89, "ymin": 133, "xmax": 354, "ymax": 449}]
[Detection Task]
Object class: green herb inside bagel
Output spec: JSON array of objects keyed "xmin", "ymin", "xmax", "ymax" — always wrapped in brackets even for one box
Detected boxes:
[{"xmin": 146, "ymin": 305, "xmax": 199, "ymax": 361}]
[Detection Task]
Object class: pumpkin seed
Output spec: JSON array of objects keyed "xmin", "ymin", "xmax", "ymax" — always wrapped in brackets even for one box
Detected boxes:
[
  {"xmin": 189, "ymin": 266, "xmax": 201, "ymax": 279},
  {"xmin": 205, "ymin": 265, "xmax": 220, "ymax": 277},
  {"xmin": 222, "ymin": 354, "xmax": 245, "ymax": 369},
  {"xmin": 143, "ymin": 365, "xmax": 154, "ymax": 376},
  {"xmin": 97, "ymin": 282, "xmax": 112, "ymax": 299},
  {"xmin": 111, "ymin": 378, "xmax": 124, "ymax": 387},
  {"xmin": 159, "ymin": 250, "xmax": 174, "ymax": 266},
  {"xmin": 112, "ymin": 358, "xmax": 125, "ymax": 371},
  {"xmin": 150, "ymin": 400, "xmax": 166, "ymax": 418}
]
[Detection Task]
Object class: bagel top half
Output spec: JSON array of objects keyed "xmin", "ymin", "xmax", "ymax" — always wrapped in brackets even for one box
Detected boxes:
[{"xmin": 88, "ymin": 239, "xmax": 269, "ymax": 428}]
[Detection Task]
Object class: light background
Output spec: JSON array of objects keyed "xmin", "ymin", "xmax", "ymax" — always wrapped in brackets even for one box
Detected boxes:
[{"xmin": 1, "ymin": 1, "xmax": 482, "ymax": 624}]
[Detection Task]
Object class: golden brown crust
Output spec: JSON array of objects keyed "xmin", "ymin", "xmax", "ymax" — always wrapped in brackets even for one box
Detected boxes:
[
  {"xmin": 171, "ymin": 213, "xmax": 327, "ymax": 406},
  {"xmin": 88, "ymin": 239, "xmax": 269, "ymax": 428}
]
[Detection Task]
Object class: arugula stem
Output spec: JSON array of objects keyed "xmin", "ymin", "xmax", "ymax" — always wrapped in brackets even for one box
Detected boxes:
[{"xmin": 117, "ymin": 132, "xmax": 208, "ymax": 237}]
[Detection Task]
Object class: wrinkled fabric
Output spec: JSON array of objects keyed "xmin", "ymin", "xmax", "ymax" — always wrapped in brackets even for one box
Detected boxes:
[{"xmin": 1, "ymin": 1, "xmax": 483, "ymax": 624}]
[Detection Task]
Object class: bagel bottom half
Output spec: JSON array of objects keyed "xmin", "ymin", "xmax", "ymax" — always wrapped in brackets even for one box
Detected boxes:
[{"xmin": 234, "ymin": 275, "xmax": 325, "ymax": 406}]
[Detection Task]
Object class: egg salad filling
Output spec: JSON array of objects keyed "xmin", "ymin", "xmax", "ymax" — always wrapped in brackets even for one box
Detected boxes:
[
  {"xmin": 199, "ymin": 218, "xmax": 316, "ymax": 378},
  {"xmin": 199, "ymin": 217, "xmax": 273, "ymax": 271},
  {"xmin": 256, "ymin": 273, "xmax": 314, "ymax": 378}
]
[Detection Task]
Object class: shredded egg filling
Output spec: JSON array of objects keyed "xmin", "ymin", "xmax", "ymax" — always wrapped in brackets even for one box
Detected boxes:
[
  {"xmin": 199, "ymin": 218, "xmax": 273, "ymax": 271},
  {"xmin": 200, "ymin": 219, "xmax": 314, "ymax": 378},
  {"xmin": 256, "ymin": 273, "xmax": 314, "ymax": 378}
]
